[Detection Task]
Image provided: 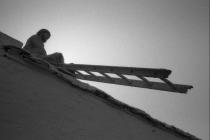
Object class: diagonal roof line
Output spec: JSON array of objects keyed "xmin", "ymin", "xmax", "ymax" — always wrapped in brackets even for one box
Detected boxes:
[{"xmin": 0, "ymin": 45, "xmax": 201, "ymax": 140}]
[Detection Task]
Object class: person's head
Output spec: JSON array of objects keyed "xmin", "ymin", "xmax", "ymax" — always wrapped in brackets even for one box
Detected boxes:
[{"xmin": 36, "ymin": 29, "xmax": 51, "ymax": 43}]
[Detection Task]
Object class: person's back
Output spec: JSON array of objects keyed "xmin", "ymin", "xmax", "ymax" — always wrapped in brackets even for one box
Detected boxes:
[{"xmin": 23, "ymin": 34, "xmax": 47, "ymax": 57}]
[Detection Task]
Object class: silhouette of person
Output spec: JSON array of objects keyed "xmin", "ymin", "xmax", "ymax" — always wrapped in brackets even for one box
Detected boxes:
[{"xmin": 23, "ymin": 29, "xmax": 64, "ymax": 65}]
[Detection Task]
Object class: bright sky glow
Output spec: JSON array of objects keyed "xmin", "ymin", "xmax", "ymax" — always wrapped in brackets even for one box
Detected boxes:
[{"xmin": 0, "ymin": 0, "xmax": 209, "ymax": 139}]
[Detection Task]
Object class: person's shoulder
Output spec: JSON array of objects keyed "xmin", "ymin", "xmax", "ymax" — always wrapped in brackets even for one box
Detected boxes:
[
  {"xmin": 28, "ymin": 34, "xmax": 41, "ymax": 42},
  {"xmin": 29, "ymin": 34, "xmax": 40, "ymax": 39}
]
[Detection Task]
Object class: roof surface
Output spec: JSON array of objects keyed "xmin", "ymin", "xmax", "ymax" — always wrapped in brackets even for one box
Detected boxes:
[{"xmin": 0, "ymin": 45, "xmax": 201, "ymax": 140}]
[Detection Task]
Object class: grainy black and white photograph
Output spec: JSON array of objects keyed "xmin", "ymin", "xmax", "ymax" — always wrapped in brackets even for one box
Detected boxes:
[{"xmin": 0, "ymin": 0, "xmax": 209, "ymax": 140}]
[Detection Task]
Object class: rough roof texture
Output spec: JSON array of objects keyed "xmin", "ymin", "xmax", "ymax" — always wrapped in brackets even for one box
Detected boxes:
[{"xmin": 0, "ymin": 45, "xmax": 201, "ymax": 140}]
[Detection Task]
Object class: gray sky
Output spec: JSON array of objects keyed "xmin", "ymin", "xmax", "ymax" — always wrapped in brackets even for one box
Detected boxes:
[{"xmin": 0, "ymin": 0, "xmax": 209, "ymax": 139}]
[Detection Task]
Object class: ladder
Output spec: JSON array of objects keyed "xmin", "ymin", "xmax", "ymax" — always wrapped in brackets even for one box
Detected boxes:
[
  {"xmin": 60, "ymin": 64, "xmax": 193, "ymax": 94},
  {"xmin": 0, "ymin": 45, "xmax": 192, "ymax": 94}
]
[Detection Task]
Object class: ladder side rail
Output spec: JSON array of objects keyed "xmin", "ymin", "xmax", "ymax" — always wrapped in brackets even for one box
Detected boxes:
[{"xmin": 75, "ymin": 74, "xmax": 192, "ymax": 93}]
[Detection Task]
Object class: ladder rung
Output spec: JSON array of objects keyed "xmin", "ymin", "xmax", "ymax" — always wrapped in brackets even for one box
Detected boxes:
[
  {"xmin": 99, "ymin": 72, "xmax": 115, "ymax": 82},
  {"xmin": 75, "ymin": 70, "xmax": 86, "ymax": 78},
  {"xmin": 136, "ymin": 75, "xmax": 152, "ymax": 87},
  {"xmin": 160, "ymin": 78, "xmax": 177, "ymax": 90},
  {"xmin": 85, "ymin": 70, "xmax": 97, "ymax": 77},
  {"xmin": 117, "ymin": 74, "xmax": 132, "ymax": 84}
]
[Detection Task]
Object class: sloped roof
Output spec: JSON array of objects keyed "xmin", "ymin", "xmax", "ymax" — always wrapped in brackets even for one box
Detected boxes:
[
  {"xmin": 0, "ymin": 32, "xmax": 23, "ymax": 48},
  {"xmin": 0, "ymin": 45, "xmax": 201, "ymax": 140}
]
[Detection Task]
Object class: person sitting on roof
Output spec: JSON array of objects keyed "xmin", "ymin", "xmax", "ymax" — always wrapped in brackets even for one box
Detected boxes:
[{"xmin": 23, "ymin": 29, "xmax": 64, "ymax": 65}]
